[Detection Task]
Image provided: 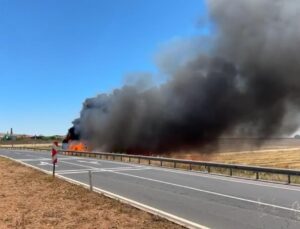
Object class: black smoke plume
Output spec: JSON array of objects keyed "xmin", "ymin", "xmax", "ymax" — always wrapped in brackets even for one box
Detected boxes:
[{"xmin": 73, "ymin": 0, "xmax": 300, "ymax": 153}]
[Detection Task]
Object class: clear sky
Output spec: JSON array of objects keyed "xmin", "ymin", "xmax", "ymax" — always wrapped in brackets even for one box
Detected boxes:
[{"xmin": 0, "ymin": 0, "xmax": 207, "ymax": 136}]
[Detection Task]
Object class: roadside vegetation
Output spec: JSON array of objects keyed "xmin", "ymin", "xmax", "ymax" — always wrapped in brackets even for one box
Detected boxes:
[
  {"xmin": 174, "ymin": 149, "xmax": 300, "ymax": 169},
  {"xmin": 0, "ymin": 136, "xmax": 63, "ymax": 145}
]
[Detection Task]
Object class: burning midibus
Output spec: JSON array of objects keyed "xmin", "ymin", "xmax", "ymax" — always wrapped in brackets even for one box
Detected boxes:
[{"xmin": 62, "ymin": 127, "xmax": 88, "ymax": 151}]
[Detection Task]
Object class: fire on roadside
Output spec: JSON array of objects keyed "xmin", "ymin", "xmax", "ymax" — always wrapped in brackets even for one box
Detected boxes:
[
  {"xmin": 63, "ymin": 127, "xmax": 89, "ymax": 152},
  {"xmin": 68, "ymin": 141, "xmax": 88, "ymax": 151}
]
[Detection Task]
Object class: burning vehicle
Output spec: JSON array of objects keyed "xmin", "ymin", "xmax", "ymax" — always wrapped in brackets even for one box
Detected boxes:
[{"xmin": 62, "ymin": 127, "xmax": 88, "ymax": 151}]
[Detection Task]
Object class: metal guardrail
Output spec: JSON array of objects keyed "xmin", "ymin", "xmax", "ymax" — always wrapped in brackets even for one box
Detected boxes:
[{"xmin": 2, "ymin": 146, "xmax": 300, "ymax": 184}]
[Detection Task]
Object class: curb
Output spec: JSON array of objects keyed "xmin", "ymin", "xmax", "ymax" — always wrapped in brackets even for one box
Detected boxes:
[{"xmin": 0, "ymin": 155, "xmax": 209, "ymax": 229}]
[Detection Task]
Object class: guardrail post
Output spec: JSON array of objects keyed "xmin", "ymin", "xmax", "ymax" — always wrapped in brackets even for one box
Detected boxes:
[
  {"xmin": 7, "ymin": 148, "xmax": 298, "ymax": 186},
  {"xmin": 52, "ymin": 163, "xmax": 56, "ymax": 178},
  {"xmin": 89, "ymin": 170, "xmax": 93, "ymax": 191}
]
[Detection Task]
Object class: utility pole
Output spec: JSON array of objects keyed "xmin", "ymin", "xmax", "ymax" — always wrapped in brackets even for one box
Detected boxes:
[{"xmin": 10, "ymin": 128, "xmax": 13, "ymax": 148}]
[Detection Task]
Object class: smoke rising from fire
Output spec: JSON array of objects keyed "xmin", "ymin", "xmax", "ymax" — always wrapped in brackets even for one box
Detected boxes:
[{"xmin": 74, "ymin": 0, "xmax": 300, "ymax": 152}]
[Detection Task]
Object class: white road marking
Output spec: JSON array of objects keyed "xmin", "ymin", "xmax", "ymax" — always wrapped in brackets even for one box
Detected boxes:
[
  {"xmin": 4, "ymin": 153, "xmax": 300, "ymax": 229},
  {"xmin": 39, "ymin": 161, "xmax": 56, "ymax": 166},
  {"xmin": 19, "ymin": 157, "xmax": 81, "ymax": 162},
  {"xmin": 73, "ymin": 155, "xmax": 300, "ymax": 192},
  {"xmin": 151, "ymin": 167, "xmax": 300, "ymax": 192},
  {"xmin": 56, "ymin": 169, "xmax": 93, "ymax": 173},
  {"xmin": 57, "ymin": 171, "xmax": 94, "ymax": 175},
  {"xmin": 0, "ymin": 154, "xmax": 207, "ymax": 229},
  {"xmin": 61, "ymin": 160, "xmax": 101, "ymax": 169},
  {"xmin": 56, "ymin": 172, "xmax": 208, "ymax": 229},
  {"xmin": 108, "ymin": 167, "xmax": 150, "ymax": 172},
  {"xmin": 77, "ymin": 160, "xmax": 101, "ymax": 165},
  {"xmin": 20, "ymin": 158, "xmax": 51, "ymax": 161},
  {"xmin": 58, "ymin": 175, "xmax": 210, "ymax": 229},
  {"xmin": 10, "ymin": 150, "xmax": 300, "ymax": 192},
  {"xmin": 111, "ymin": 170, "xmax": 300, "ymax": 214},
  {"xmin": 57, "ymin": 167, "xmax": 151, "ymax": 175},
  {"xmin": 59, "ymin": 155, "xmax": 300, "ymax": 192},
  {"xmin": 61, "ymin": 160, "xmax": 141, "ymax": 171},
  {"xmin": 70, "ymin": 157, "xmax": 300, "ymax": 192}
]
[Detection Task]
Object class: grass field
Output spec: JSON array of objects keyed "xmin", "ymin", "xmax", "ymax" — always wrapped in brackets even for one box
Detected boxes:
[
  {"xmin": 167, "ymin": 142, "xmax": 300, "ymax": 184},
  {"xmin": 208, "ymin": 149, "xmax": 300, "ymax": 169},
  {"xmin": 170, "ymin": 139, "xmax": 300, "ymax": 169},
  {"xmin": 170, "ymin": 148, "xmax": 300, "ymax": 169}
]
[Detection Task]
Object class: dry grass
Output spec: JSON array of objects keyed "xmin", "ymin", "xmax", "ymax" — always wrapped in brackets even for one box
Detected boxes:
[
  {"xmin": 0, "ymin": 157, "xmax": 183, "ymax": 229},
  {"xmin": 170, "ymin": 147, "xmax": 300, "ymax": 170},
  {"xmin": 0, "ymin": 143, "xmax": 53, "ymax": 147},
  {"xmin": 207, "ymin": 149, "xmax": 300, "ymax": 169},
  {"xmin": 167, "ymin": 144, "xmax": 300, "ymax": 183}
]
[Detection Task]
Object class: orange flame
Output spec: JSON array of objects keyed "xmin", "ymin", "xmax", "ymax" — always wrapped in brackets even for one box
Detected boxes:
[{"xmin": 68, "ymin": 141, "xmax": 88, "ymax": 151}]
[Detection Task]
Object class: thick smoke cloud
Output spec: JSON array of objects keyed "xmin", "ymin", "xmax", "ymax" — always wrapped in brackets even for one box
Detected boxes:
[{"xmin": 74, "ymin": 0, "xmax": 300, "ymax": 153}]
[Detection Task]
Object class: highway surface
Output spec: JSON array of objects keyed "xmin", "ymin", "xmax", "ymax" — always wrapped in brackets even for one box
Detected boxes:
[{"xmin": 1, "ymin": 149, "xmax": 300, "ymax": 229}]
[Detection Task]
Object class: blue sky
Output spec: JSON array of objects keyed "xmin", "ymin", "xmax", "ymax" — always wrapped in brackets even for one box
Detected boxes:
[{"xmin": 0, "ymin": 0, "xmax": 208, "ymax": 135}]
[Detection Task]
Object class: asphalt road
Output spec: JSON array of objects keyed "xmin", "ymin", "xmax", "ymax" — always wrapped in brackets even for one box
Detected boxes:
[{"xmin": 1, "ymin": 149, "xmax": 300, "ymax": 229}]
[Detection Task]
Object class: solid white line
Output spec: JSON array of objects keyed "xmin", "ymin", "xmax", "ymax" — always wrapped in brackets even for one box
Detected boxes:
[
  {"xmin": 56, "ymin": 172, "xmax": 208, "ymax": 229},
  {"xmin": 150, "ymin": 166, "xmax": 300, "ymax": 192},
  {"xmin": 61, "ymin": 160, "xmax": 140, "ymax": 170},
  {"xmin": 57, "ymin": 171, "xmax": 96, "ymax": 175},
  {"xmin": 72, "ymin": 157, "xmax": 300, "ymax": 192},
  {"xmin": 55, "ymin": 169, "xmax": 94, "ymax": 173},
  {"xmin": 60, "ymin": 160, "xmax": 100, "ymax": 169},
  {"xmin": 0, "ymin": 155, "xmax": 207, "ymax": 229},
  {"xmin": 59, "ymin": 176, "xmax": 209, "ymax": 229},
  {"xmin": 57, "ymin": 167, "xmax": 151, "ymax": 175},
  {"xmin": 59, "ymin": 154, "xmax": 300, "ymax": 192},
  {"xmin": 111, "ymin": 167, "xmax": 150, "ymax": 172},
  {"xmin": 111, "ymin": 170, "xmax": 300, "ymax": 213},
  {"xmin": 39, "ymin": 161, "xmax": 55, "ymax": 166},
  {"xmin": 73, "ymin": 155, "xmax": 300, "ymax": 192},
  {"xmin": 18, "ymin": 158, "xmax": 50, "ymax": 161},
  {"xmin": 19, "ymin": 157, "xmax": 81, "ymax": 162},
  {"xmin": 6, "ymin": 150, "xmax": 300, "ymax": 192}
]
